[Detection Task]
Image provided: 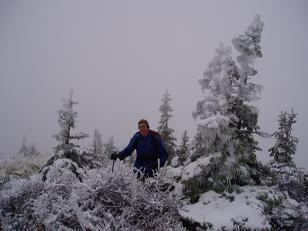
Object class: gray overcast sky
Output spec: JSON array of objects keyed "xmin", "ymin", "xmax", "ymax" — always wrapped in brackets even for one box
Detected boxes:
[{"xmin": 0, "ymin": 0, "xmax": 307, "ymax": 168}]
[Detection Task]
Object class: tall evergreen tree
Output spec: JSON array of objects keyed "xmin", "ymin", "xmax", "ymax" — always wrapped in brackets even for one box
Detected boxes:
[
  {"xmin": 187, "ymin": 15, "xmax": 265, "ymax": 196},
  {"xmin": 230, "ymin": 14, "xmax": 265, "ymax": 166},
  {"xmin": 269, "ymin": 108, "xmax": 298, "ymax": 165},
  {"xmin": 53, "ymin": 89, "xmax": 89, "ymax": 154},
  {"xmin": 157, "ymin": 90, "xmax": 177, "ymax": 165}
]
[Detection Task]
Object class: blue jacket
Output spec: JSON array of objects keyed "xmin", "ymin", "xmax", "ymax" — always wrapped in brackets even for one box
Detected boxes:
[{"xmin": 117, "ymin": 130, "xmax": 168, "ymax": 177}]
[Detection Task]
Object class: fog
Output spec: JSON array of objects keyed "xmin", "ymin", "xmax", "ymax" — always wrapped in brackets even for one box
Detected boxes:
[{"xmin": 0, "ymin": 0, "xmax": 307, "ymax": 168}]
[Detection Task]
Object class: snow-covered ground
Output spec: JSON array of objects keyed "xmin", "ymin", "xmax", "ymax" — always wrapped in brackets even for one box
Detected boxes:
[
  {"xmin": 180, "ymin": 186, "xmax": 270, "ymax": 230},
  {"xmin": 1, "ymin": 153, "xmax": 307, "ymax": 230},
  {"xmin": 166, "ymin": 163, "xmax": 308, "ymax": 230}
]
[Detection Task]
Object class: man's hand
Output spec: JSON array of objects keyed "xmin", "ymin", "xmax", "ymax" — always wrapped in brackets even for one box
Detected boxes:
[{"xmin": 110, "ymin": 152, "xmax": 119, "ymax": 160}]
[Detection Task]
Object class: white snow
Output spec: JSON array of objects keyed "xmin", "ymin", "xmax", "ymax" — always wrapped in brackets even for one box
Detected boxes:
[
  {"xmin": 166, "ymin": 165, "xmax": 183, "ymax": 179},
  {"xmin": 181, "ymin": 155, "xmax": 215, "ymax": 181},
  {"xmin": 197, "ymin": 113, "xmax": 229, "ymax": 129},
  {"xmin": 179, "ymin": 186, "xmax": 272, "ymax": 230}
]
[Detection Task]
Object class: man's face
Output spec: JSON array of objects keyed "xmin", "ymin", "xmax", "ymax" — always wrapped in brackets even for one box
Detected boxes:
[{"xmin": 138, "ymin": 123, "xmax": 149, "ymax": 136}]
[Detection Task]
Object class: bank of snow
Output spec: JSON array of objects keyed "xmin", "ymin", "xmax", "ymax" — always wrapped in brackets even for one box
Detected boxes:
[
  {"xmin": 179, "ymin": 186, "xmax": 272, "ymax": 230},
  {"xmin": 166, "ymin": 155, "xmax": 220, "ymax": 181}
]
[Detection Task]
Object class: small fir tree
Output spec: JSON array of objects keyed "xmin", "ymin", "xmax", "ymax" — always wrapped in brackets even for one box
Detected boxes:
[
  {"xmin": 53, "ymin": 89, "xmax": 89, "ymax": 154},
  {"xmin": 157, "ymin": 90, "xmax": 177, "ymax": 164},
  {"xmin": 269, "ymin": 108, "xmax": 298, "ymax": 165},
  {"xmin": 176, "ymin": 130, "xmax": 190, "ymax": 166}
]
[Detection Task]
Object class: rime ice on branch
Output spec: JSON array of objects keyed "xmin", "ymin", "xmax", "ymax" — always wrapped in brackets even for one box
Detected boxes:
[
  {"xmin": 53, "ymin": 89, "xmax": 89, "ymax": 154},
  {"xmin": 189, "ymin": 15, "xmax": 266, "ymax": 193}
]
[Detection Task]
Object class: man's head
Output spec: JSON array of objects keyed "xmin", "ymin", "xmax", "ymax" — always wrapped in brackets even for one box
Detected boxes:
[{"xmin": 138, "ymin": 119, "xmax": 149, "ymax": 136}]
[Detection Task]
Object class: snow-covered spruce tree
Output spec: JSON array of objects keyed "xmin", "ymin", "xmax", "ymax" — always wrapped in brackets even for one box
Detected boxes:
[
  {"xmin": 183, "ymin": 15, "xmax": 267, "ymax": 201},
  {"xmin": 185, "ymin": 42, "xmax": 241, "ymax": 200},
  {"xmin": 269, "ymin": 109, "xmax": 306, "ymax": 202},
  {"xmin": 158, "ymin": 90, "xmax": 177, "ymax": 165},
  {"xmin": 92, "ymin": 128, "xmax": 104, "ymax": 161},
  {"xmin": 53, "ymin": 89, "xmax": 89, "ymax": 154},
  {"xmin": 176, "ymin": 130, "xmax": 190, "ymax": 166},
  {"xmin": 269, "ymin": 108, "xmax": 298, "ymax": 165},
  {"xmin": 104, "ymin": 136, "xmax": 117, "ymax": 158},
  {"xmin": 27, "ymin": 143, "xmax": 40, "ymax": 157},
  {"xmin": 230, "ymin": 14, "xmax": 265, "ymax": 169},
  {"xmin": 18, "ymin": 138, "xmax": 40, "ymax": 158},
  {"xmin": 18, "ymin": 137, "xmax": 29, "ymax": 156},
  {"xmin": 39, "ymin": 90, "xmax": 95, "ymax": 182}
]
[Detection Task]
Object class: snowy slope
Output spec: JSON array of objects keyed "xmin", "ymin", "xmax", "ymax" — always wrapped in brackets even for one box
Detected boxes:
[{"xmin": 179, "ymin": 186, "xmax": 270, "ymax": 230}]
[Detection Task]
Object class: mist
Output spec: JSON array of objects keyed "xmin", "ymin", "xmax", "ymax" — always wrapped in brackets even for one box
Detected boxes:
[{"xmin": 0, "ymin": 0, "xmax": 307, "ymax": 168}]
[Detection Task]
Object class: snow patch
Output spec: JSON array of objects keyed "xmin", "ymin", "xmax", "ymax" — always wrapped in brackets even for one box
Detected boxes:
[
  {"xmin": 181, "ymin": 155, "xmax": 213, "ymax": 181},
  {"xmin": 179, "ymin": 186, "xmax": 271, "ymax": 230}
]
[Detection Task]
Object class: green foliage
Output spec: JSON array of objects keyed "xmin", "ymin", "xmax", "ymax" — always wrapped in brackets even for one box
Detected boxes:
[
  {"xmin": 257, "ymin": 192, "xmax": 283, "ymax": 215},
  {"xmin": 176, "ymin": 130, "xmax": 190, "ymax": 166},
  {"xmin": 269, "ymin": 108, "xmax": 298, "ymax": 165},
  {"xmin": 158, "ymin": 91, "xmax": 177, "ymax": 165}
]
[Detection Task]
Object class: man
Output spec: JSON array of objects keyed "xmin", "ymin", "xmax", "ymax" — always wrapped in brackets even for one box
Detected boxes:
[{"xmin": 110, "ymin": 119, "xmax": 168, "ymax": 179}]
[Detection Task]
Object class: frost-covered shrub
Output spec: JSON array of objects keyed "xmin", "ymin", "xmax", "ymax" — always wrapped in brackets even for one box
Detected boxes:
[
  {"xmin": 32, "ymin": 182, "xmax": 81, "ymax": 230},
  {"xmin": 257, "ymin": 188, "xmax": 308, "ymax": 230},
  {"xmin": 71, "ymin": 165, "xmax": 185, "ymax": 230},
  {"xmin": 0, "ymin": 155, "xmax": 47, "ymax": 192},
  {"xmin": 39, "ymin": 149, "xmax": 97, "ymax": 182},
  {"xmin": 0, "ymin": 175, "xmax": 44, "ymax": 230},
  {"xmin": 270, "ymin": 162, "xmax": 307, "ymax": 202},
  {"xmin": 1, "ymin": 156, "xmax": 184, "ymax": 230},
  {"xmin": 0, "ymin": 156, "xmax": 46, "ymax": 181}
]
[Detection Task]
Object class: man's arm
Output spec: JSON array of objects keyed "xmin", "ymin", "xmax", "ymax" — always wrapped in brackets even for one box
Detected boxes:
[{"xmin": 117, "ymin": 133, "xmax": 139, "ymax": 161}]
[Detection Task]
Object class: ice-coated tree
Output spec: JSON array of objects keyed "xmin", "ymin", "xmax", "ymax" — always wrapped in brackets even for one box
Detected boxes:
[
  {"xmin": 268, "ymin": 110, "xmax": 305, "ymax": 205},
  {"xmin": 104, "ymin": 136, "xmax": 117, "ymax": 158},
  {"xmin": 18, "ymin": 138, "xmax": 40, "ymax": 157},
  {"xmin": 92, "ymin": 128, "xmax": 104, "ymax": 160},
  {"xmin": 18, "ymin": 137, "xmax": 29, "ymax": 157},
  {"xmin": 269, "ymin": 108, "xmax": 298, "ymax": 165},
  {"xmin": 192, "ymin": 42, "xmax": 238, "ymax": 160},
  {"xmin": 191, "ymin": 42, "xmax": 241, "ymax": 193},
  {"xmin": 230, "ymin": 14, "xmax": 265, "ymax": 165},
  {"xmin": 28, "ymin": 142, "xmax": 40, "ymax": 157},
  {"xmin": 176, "ymin": 130, "xmax": 190, "ymax": 166},
  {"xmin": 157, "ymin": 90, "xmax": 177, "ymax": 164},
  {"xmin": 187, "ymin": 15, "xmax": 265, "ymax": 195},
  {"xmin": 53, "ymin": 89, "xmax": 89, "ymax": 154}
]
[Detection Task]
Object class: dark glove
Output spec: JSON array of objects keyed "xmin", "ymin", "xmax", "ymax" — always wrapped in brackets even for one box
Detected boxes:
[{"xmin": 110, "ymin": 152, "xmax": 119, "ymax": 160}]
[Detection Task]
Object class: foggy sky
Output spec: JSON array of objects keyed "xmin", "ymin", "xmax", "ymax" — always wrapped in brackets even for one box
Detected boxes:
[{"xmin": 0, "ymin": 0, "xmax": 307, "ymax": 168}]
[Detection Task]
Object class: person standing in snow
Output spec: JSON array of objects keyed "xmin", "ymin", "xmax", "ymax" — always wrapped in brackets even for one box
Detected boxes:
[{"xmin": 110, "ymin": 119, "xmax": 168, "ymax": 180}]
